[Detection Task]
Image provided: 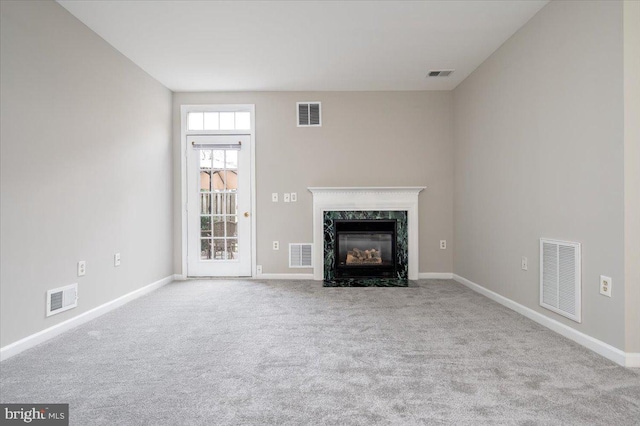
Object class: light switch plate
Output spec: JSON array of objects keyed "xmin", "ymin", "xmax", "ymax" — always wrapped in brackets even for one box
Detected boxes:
[
  {"xmin": 283, "ymin": 193, "xmax": 290, "ymax": 203},
  {"xmin": 521, "ymin": 256, "xmax": 528, "ymax": 271},
  {"xmin": 114, "ymin": 253, "xmax": 121, "ymax": 267},
  {"xmin": 271, "ymin": 193, "xmax": 278, "ymax": 202},
  {"xmin": 290, "ymin": 192, "xmax": 297, "ymax": 202}
]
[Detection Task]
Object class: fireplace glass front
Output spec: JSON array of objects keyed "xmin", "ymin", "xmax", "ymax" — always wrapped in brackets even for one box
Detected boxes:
[{"xmin": 335, "ymin": 220, "xmax": 397, "ymax": 278}]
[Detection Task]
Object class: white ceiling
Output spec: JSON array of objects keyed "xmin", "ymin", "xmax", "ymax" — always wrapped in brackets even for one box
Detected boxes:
[{"xmin": 57, "ymin": 0, "xmax": 548, "ymax": 92}]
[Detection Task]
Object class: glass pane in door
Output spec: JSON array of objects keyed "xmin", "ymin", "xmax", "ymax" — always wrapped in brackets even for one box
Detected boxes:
[
  {"xmin": 198, "ymin": 149, "xmax": 241, "ymax": 262},
  {"xmin": 200, "ymin": 239, "xmax": 211, "ymax": 260}
]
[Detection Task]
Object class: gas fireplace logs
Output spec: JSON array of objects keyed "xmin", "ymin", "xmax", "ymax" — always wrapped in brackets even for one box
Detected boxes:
[{"xmin": 346, "ymin": 248, "xmax": 383, "ymax": 264}]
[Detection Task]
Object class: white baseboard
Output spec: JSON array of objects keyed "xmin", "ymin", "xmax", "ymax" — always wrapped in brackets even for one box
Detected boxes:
[
  {"xmin": 452, "ymin": 274, "xmax": 634, "ymax": 367},
  {"xmin": 418, "ymin": 273, "xmax": 453, "ymax": 279},
  {"xmin": 256, "ymin": 273, "xmax": 314, "ymax": 280},
  {"xmin": 0, "ymin": 274, "xmax": 175, "ymax": 362},
  {"xmin": 173, "ymin": 274, "xmax": 187, "ymax": 281}
]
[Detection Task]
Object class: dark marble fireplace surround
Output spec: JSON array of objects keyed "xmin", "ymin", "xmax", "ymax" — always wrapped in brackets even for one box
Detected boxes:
[{"xmin": 323, "ymin": 210, "xmax": 409, "ymax": 287}]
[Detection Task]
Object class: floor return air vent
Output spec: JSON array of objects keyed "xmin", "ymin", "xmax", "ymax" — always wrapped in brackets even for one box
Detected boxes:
[
  {"xmin": 46, "ymin": 283, "xmax": 78, "ymax": 317},
  {"xmin": 289, "ymin": 243, "xmax": 313, "ymax": 268},
  {"xmin": 539, "ymin": 238, "xmax": 581, "ymax": 322}
]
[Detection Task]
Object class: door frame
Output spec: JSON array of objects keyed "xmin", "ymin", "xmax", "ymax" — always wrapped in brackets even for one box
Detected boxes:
[{"xmin": 180, "ymin": 104, "xmax": 256, "ymax": 278}]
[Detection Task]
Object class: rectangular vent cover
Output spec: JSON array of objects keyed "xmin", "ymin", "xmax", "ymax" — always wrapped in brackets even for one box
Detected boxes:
[
  {"xmin": 540, "ymin": 239, "xmax": 581, "ymax": 322},
  {"xmin": 46, "ymin": 283, "xmax": 78, "ymax": 317},
  {"xmin": 428, "ymin": 69, "xmax": 454, "ymax": 77},
  {"xmin": 297, "ymin": 102, "xmax": 321, "ymax": 127},
  {"xmin": 289, "ymin": 243, "xmax": 313, "ymax": 268}
]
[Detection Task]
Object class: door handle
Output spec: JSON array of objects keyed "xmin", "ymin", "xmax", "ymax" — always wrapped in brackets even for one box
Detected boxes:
[{"xmin": 244, "ymin": 212, "xmax": 250, "ymax": 217}]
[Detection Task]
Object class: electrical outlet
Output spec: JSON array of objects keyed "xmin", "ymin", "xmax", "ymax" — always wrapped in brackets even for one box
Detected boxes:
[
  {"xmin": 521, "ymin": 256, "xmax": 528, "ymax": 271},
  {"xmin": 440, "ymin": 240, "xmax": 446, "ymax": 250},
  {"xmin": 600, "ymin": 275, "xmax": 612, "ymax": 297},
  {"xmin": 256, "ymin": 265, "xmax": 263, "ymax": 275},
  {"xmin": 283, "ymin": 193, "xmax": 290, "ymax": 203},
  {"xmin": 114, "ymin": 253, "xmax": 121, "ymax": 267},
  {"xmin": 273, "ymin": 241, "xmax": 279, "ymax": 250},
  {"xmin": 77, "ymin": 261, "xmax": 86, "ymax": 277},
  {"xmin": 290, "ymin": 192, "xmax": 297, "ymax": 202},
  {"xmin": 271, "ymin": 193, "xmax": 278, "ymax": 202}
]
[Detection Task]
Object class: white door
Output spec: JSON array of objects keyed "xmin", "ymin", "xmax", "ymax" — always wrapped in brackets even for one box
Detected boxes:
[{"xmin": 187, "ymin": 135, "xmax": 252, "ymax": 276}]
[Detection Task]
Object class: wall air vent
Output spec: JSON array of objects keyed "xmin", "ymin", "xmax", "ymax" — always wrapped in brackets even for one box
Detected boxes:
[
  {"xmin": 289, "ymin": 243, "xmax": 313, "ymax": 268},
  {"xmin": 540, "ymin": 239, "xmax": 581, "ymax": 323},
  {"xmin": 46, "ymin": 283, "xmax": 78, "ymax": 317},
  {"xmin": 427, "ymin": 70, "xmax": 454, "ymax": 77},
  {"xmin": 297, "ymin": 102, "xmax": 321, "ymax": 127}
]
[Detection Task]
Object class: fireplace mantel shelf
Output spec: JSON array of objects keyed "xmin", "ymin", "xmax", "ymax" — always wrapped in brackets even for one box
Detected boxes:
[
  {"xmin": 309, "ymin": 186, "xmax": 424, "ymax": 281},
  {"xmin": 308, "ymin": 186, "xmax": 425, "ymax": 194}
]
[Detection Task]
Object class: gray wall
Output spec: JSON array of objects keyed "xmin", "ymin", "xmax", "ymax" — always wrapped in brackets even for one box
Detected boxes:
[
  {"xmin": 0, "ymin": 1, "xmax": 173, "ymax": 347},
  {"xmin": 453, "ymin": 1, "xmax": 626, "ymax": 349},
  {"xmin": 173, "ymin": 91, "xmax": 453, "ymax": 276},
  {"xmin": 624, "ymin": 0, "xmax": 640, "ymax": 354}
]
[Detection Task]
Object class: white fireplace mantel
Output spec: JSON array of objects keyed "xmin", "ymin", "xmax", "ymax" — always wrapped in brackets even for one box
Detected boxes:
[{"xmin": 308, "ymin": 186, "xmax": 425, "ymax": 281}]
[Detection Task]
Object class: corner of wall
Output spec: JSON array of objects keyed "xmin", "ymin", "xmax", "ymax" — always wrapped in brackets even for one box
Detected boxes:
[{"xmin": 624, "ymin": 0, "xmax": 640, "ymax": 355}]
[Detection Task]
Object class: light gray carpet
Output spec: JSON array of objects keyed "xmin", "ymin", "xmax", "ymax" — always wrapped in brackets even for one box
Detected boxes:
[{"xmin": 1, "ymin": 279, "xmax": 639, "ymax": 425}]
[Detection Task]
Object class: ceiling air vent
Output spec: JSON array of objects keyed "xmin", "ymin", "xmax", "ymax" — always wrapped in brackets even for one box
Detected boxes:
[
  {"xmin": 46, "ymin": 283, "xmax": 78, "ymax": 317},
  {"xmin": 427, "ymin": 70, "xmax": 454, "ymax": 77},
  {"xmin": 297, "ymin": 102, "xmax": 321, "ymax": 127},
  {"xmin": 540, "ymin": 238, "xmax": 581, "ymax": 323},
  {"xmin": 289, "ymin": 243, "xmax": 313, "ymax": 268}
]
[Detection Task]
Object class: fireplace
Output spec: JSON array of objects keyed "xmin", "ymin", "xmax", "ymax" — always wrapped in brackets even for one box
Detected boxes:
[
  {"xmin": 322, "ymin": 210, "xmax": 409, "ymax": 286},
  {"xmin": 334, "ymin": 220, "xmax": 397, "ymax": 279},
  {"xmin": 308, "ymin": 187, "xmax": 425, "ymax": 285}
]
